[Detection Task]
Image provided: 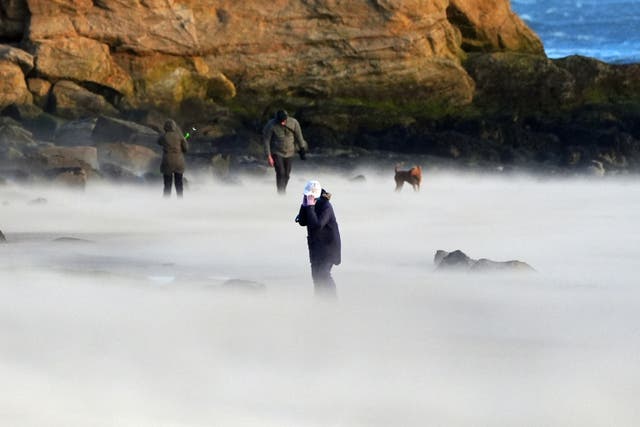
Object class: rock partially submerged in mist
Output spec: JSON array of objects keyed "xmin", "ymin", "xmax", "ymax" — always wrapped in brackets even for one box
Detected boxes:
[
  {"xmin": 434, "ymin": 250, "xmax": 475, "ymax": 270},
  {"xmin": 97, "ymin": 142, "xmax": 160, "ymax": 175},
  {"xmin": 53, "ymin": 237, "xmax": 93, "ymax": 243},
  {"xmin": 28, "ymin": 197, "xmax": 47, "ymax": 205},
  {"xmin": 434, "ymin": 250, "xmax": 535, "ymax": 273},
  {"xmin": 0, "ymin": 229, "xmax": 6, "ymax": 242},
  {"xmin": 349, "ymin": 174, "xmax": 366, "ymax": 183},
  {"xmin": 49, "ymin": 167, "xmax": 87, "ymax": 189},
  {"xmin": 222, "ymin": 279, "xmax": 266, "ymax": 292}
]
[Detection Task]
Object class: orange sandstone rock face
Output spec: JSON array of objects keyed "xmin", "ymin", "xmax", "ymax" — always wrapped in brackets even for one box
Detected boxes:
[{"xmin": 17, "ymin": 0, "xmax": 543, "ymax": 111}]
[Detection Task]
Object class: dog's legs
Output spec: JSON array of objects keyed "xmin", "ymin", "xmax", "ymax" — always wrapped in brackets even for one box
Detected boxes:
[{"xmin": 395, "ymin": 180, "xmax": 403, "ymax": 192}]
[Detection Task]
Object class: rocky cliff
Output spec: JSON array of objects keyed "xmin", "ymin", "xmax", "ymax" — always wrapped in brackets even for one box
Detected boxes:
[{"xmin": 2, "ymin": 0, "xmax": 541, "ymax": 113}]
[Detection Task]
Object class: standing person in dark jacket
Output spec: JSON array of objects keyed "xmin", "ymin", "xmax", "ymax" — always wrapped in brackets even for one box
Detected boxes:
[
  {"xmin": 157, "ymin": 119, "xmax": 188, "ymax": 198},
  {"xmin": 296, "ymin": 180, "xmax": 341, "ymax": 296},
  {"xmin": 263, "ymin": 109, "xmax": 308, "ymax": 194}
]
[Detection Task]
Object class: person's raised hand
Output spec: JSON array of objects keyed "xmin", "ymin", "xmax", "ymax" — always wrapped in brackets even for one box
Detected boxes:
[{"xmin": 306, "ymin": 195, "xmax": 316, "ymax": 206}]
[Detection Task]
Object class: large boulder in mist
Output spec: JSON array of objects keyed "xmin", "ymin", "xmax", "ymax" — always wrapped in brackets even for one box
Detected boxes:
[
  {"xmin": 97, "ymin": 142, "xmax": 160, "ymax": 175},
  {"xmin": 434, "ymin": 249, "xmax": 535, "ymax": 272},
  {"xmin": 0, "ymin": 229, "xmax": 6, "ymax": 242},
  {"xmin": 53, "ymin": 118, "xmax": 97, "ymax": 146},
  {"xmin": 51, "ymin": 167, "xmax": 87, "ymax": 189},
  {"xmin": 0, "ymin": 119, "xmax": 38, "ymax": 164},
  {"xmin": 91, "ymin": 116, "xmax": 159, "ymax": 147},
  {"xmin": 31, "ymin": 146, "xmax": 99, "ymax": 179}
]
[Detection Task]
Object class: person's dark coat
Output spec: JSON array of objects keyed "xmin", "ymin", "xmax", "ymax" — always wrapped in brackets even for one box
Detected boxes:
[
  {"xmin": 158, "ymin": 119, "xmax": 188, "ymax": 174},
  {"xmin": 297, "ymin": 190, "xmax": 341, "ymax": 266}
]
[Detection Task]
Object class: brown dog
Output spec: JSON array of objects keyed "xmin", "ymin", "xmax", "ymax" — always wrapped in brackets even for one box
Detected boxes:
[{"xmin": 394, "ymin": 165, "xmax": 422, "ymax": 192}]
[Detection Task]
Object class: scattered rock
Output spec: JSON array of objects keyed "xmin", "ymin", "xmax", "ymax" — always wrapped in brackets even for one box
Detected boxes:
[
  {"xmin": 435, "ymin": 249, "xmax": 475, "ymax": 270},
  {"xmin": 53, "ymin": 237, "xmax": 92, "ymax": 243},
  {"xmin": 434, "ymin": 249, "xmax": 535, "ymax": 273},
  {"xmin": 0, "ymin": 229, "xmax": 6, "ymax": 242},
  {"xmin": 28, "ymin": 197, "xmax": 47, "ymax": 205},
  {"xmin": 470, "ymin": 258, "xmax": 536, "ymax": 272}
]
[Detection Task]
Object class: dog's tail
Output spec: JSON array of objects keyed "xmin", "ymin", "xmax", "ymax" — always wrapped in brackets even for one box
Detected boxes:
[{"xmin": 394, "ymin": 163, "xmax": 404, "ymax": 173}]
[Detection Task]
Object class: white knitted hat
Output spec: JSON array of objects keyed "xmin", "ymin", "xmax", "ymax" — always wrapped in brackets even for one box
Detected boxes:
[{"xmin": 303, "ymin": 180, "xmax": 321, "ymax": 198}]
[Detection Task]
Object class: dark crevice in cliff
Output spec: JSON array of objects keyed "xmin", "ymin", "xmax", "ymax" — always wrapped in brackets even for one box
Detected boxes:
[
  {"xmin": 446, "ymin": 4, "xmax": 488, "ymax": 53},
  {"xmin": 79, "ymin": 81, "xmax": 123, "ymax": 108}
]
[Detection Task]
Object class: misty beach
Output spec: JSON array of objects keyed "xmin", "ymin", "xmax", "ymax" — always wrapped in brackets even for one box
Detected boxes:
[
  {"xmin": 3, "ymin": 167, "xmax": 640, "ymax": 426},
  {"xmin": 2, "ymin": 0, "xmax": 640, "ymax": 425}
]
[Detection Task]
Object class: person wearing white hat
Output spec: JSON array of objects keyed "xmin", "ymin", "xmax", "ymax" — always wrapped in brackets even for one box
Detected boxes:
[{"xmin": 295, "ymin": 180, "xmax": 341, "ymax": 296}]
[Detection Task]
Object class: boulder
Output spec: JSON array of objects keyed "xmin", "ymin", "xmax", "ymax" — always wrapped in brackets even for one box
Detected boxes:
[
  {"xmin": 0, "ymin": 60, "xmax": 32, "ymax": 109},
  {"xmin": 91, "ymin": 116, "xmax": 159, "ymax": 147},
  {"xmin": 469, "ymin": 258, "xmax": 536, "ymax": 272},
  {"xmin": 586, "ymin": 160, "xmax": 606, "ymax": 177},
  {"xmin": 1, "ymin": 105, "xmax": 66, "ymax": 143},
  {"xmin": 50, "ymin": 167, "xmax": 87, "ymax": 189},
  {"xmin": 434, "ymin": 249, "xmax": 535, "ymax": 272},
  {"xmin": 33, "ymin": 146, "xmax": 99, "ymax": 174},
  {"xmin": 99, "ymin": 162, "xmax": 145, "ymax": 183},
  {"xmin": 0, "ymin": 44, "xmax": 34, "ymax": 74},
  {"xmin": 1, "ymin": 103, "xmax": 43, "ymax": 121},
  {"xmin": 50, "ymin": 80, "xmax": 118, "ymax": 119},
  {"xmin": 0, "ymin": 122, "xmax": 37, "ymax": 164},
  {"xmin": 464, "ymin": 52, "xmax": 576, "ymax": 114},
  {"xmin": 435, "ymin": 249, "xmax": 475, "ymax": 270},
  {"xmin": 27, "ymin": 78, "xmax": 52, "ymax": 108},
  {"xmin": 53, "ymin": 118, "xmax": 97, "ymax": 146},
  {"xmin": 0, "ymin": 229, "xmax": 5, "ymax": 242},
  {"xmin": 33, "ymin": 37, "xmax": 133, "ymax": 96},
  {"xmin": 97, "ymin": 142, "xmax": 160, "ymax": 175},
  {"xmin": 555, "ymin": 56, "xmax": 640, "ymax": 104}
]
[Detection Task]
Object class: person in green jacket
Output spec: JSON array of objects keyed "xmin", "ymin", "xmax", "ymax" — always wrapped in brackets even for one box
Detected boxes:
[
  {"xmin": 262, "ymin": 109, "xmax": 308, "ymax": 194},
  {"xmin": 157, "ymin": 119, "xmax": 188, "ymax": 198}
]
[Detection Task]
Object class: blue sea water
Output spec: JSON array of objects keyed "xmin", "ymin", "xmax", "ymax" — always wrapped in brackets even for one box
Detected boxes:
[{"xmin": 511, "ymin": 0, "xmax": 640, "ymax": 63}]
